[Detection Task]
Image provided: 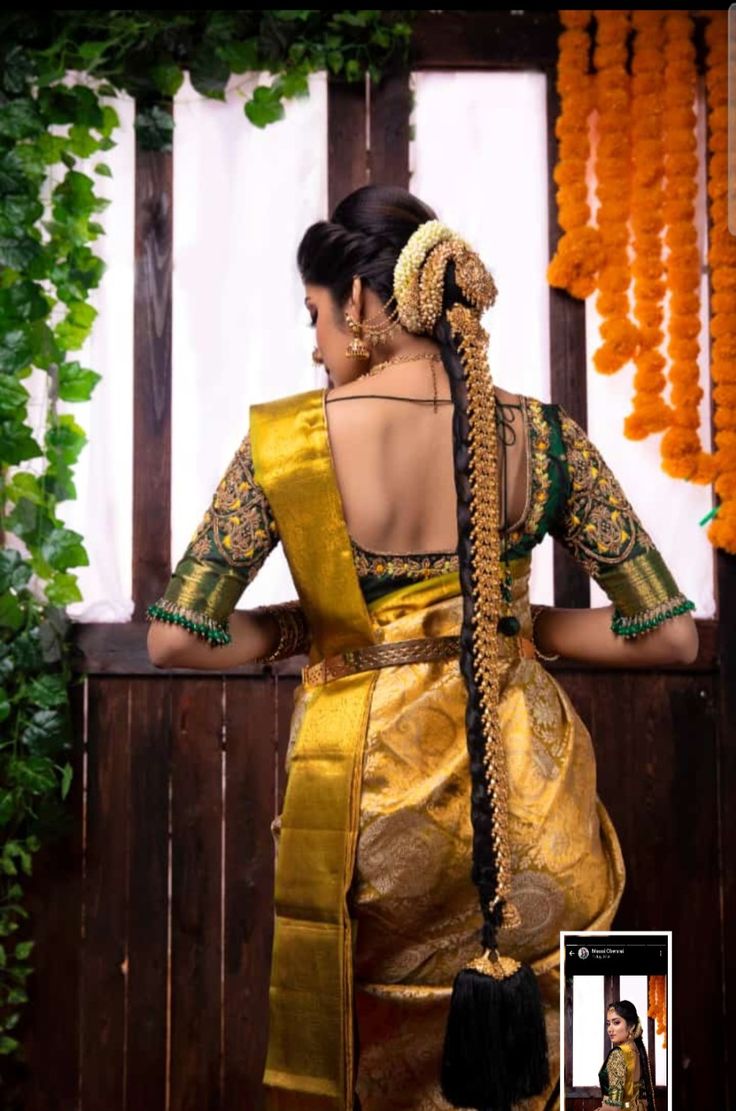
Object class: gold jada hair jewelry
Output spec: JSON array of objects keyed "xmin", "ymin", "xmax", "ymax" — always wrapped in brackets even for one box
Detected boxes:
[{"xmin": 393, "ymin": 219, "xmax": 498, "ymax": 335}]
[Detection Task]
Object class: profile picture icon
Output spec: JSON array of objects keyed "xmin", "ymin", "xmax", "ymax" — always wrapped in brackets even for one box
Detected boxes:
[{"xmin": 578, "ymin": 946, "xmax": 590, "ymax": 959}]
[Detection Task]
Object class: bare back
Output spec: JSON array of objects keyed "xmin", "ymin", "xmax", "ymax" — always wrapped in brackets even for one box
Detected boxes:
[{"xmin": 324, "ymin": 368, "xmax": 530, "ymax": 554}]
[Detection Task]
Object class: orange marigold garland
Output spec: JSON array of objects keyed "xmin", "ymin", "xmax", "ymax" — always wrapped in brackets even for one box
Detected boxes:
[
  {"xmin": 648, "ymin": 973, "xmax": 668, "ymax": 1049},
  {"xmin": 547, "ymin": 11, "xmax": 605, "ymax": 299},
  {"xmin": 591, "ymin": 10, "xmax": 642, "ymax": 375},
  {"xmin": 548, "ymin": 9, "xmax": 736, "ymax": 553},
  {"xmin": 703, "ymin": 10, "xmax": 736, "ymax": 553},
  {"xmin": 657, "ymin": 12, "xmax": 716, "ymax": 485},
  {"xmin": 625, "ymin": 11, "xmax": 675, "ymax": 438}
]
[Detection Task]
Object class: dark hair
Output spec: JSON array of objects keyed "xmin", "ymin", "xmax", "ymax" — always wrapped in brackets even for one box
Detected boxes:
[
  {"xmin": 296, "ymin": 184, "xmax": 479, "ymax": 363},
  {"xmin": 297, "ymin": 184, "xmax": 436, "ymax": 310},
  {"xmin": 297, "ymin": 185, "xmax": 511, "ymax": 948},
  {"xmin": 606, "ymin": 1000, "xmax": 656, "ymax": 1111}
]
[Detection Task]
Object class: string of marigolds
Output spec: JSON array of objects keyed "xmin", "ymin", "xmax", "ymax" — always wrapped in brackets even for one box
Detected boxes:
[
  {"xmin": 648, "ymin": 974, "xmax": 667, "ymax": 1048},
  {"xmin": 701, "ymin": 11, "xmax": 736, "ymax": 553},
  {"xmin": 626, "ymin": 10, "xmax": 673, "ymax": 436},
  {"xmin": 656, "ymin": 12, "xmax": 711, "ymax": 482},
  {"xmin": 591, "ymin": 10, "xmax": 641, "ymax": 377},
  {"xmin": 546, "ymin": 10, "xmax": 603, "ymax": 300}
]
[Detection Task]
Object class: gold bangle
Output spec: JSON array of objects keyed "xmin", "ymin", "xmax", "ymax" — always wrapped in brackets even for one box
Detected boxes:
[
  {"xmin": 531, "ymin": 606, "xmax": 560, "ymax": 662},
  {"xmin": 251, "ymin": 601, "xmax": 311, "ymax": 663}
]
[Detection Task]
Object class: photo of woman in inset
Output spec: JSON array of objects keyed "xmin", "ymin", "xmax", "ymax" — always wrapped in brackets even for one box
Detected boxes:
[
  {"xmin": 562, "ymin": 932, "xmax": 669, "ymax": 1109},
  {"xmin": 595, "ymin": 999, "xmax": 655, "ymax": 1110}
]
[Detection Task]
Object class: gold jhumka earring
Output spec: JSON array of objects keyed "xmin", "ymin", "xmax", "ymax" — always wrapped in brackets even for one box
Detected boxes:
[{"xmin": 344, "ymin": 292, "xmax": 402, "ymax": 360}]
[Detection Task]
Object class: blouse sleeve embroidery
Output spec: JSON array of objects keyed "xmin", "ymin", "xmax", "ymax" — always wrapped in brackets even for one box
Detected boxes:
[
  {"xmin": 601, "ymin": 1047, "xmax": 627, "ymax": 1106},
  {"xmin": 549, "ymin": 404, "xmax": 696, "ymax": 639},
  {"xmin": 145, "ymin": 432, "xmax": 280, "ymax": 647}
]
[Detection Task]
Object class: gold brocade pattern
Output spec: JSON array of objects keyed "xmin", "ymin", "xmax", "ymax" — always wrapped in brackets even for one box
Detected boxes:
[
  {"xmin": 555, "ymin": 406, "xmax": 656, "ymax": 576},
  {"xmin": 520, "ymin": 397, "xmax": 552, "ymax": 541},
  {"xmin": 149, "ymin": 382, "xmax": 694, "ymax": 1111},
  {"xmin": 328, "ymin": 556, "xmax": 626, "ymax": 1111}
]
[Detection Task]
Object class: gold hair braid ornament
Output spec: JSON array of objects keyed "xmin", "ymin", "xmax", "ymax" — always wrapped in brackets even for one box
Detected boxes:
[
  {"xmin": 392, "ymin": 220, "xmax": 515, "ymax": 931},
  {"xmin": 392, "ymin": 220, "xmax": 551, "ymax": 1110},
  {"xmin": 395, "ymin": 221, "xmax": 551, "ymax": 1106},
  {"xmin": 444, "ymin": 303, "xmax": 520, "ymax": 934},
  {"xmin": 393, "ymin": 220, "xmax": 498, "ymax": 335}
]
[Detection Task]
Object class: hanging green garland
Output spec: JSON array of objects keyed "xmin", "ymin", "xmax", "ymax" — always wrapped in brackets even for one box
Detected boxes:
[{"xmin": 0, "ymin": 8, "xmax": 418, "ymax": 1064}]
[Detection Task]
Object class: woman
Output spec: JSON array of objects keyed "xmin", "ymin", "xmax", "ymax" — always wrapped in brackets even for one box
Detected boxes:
[
  {"xmin": 595, "ymin": 1001, "xmax": 656, "ymax": 1111},
  {"xmin": 146, "ymin": 185, "xmax": 697, "ymax": 1111}
]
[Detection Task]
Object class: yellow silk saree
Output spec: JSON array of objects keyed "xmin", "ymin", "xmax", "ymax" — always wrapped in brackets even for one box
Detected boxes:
[{"xmin": 249, "ymin": 389, "xmax": 627, "ymax": 1111}]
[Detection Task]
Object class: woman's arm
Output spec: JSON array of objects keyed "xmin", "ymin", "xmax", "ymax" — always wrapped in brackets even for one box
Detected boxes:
[
  {"xmin": 145, "ymin": 430, "xmax": 289, "ymax": 670},
  {"xmin": 532, "ymin": 603, "xmax": 699, "ymax": 668},
  {"xmin": 540, "ymin": 404, "xmax": 699, "ymax": 667},
  {"xmin": 148, "ymin": 607, "xmax": 281, "ymax": 670}
]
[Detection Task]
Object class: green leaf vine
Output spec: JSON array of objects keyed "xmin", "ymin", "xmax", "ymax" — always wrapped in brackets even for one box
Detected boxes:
[{"xmin": 0, "ymin": 8, "xmax": 418, "ymax": 1069}]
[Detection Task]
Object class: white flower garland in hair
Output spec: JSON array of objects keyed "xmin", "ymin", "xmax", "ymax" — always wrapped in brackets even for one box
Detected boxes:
[
  {"xmin": 393, "ymin": 219, "xmax": 464, "ymax": 333},
  {"xmin": 392, "ymin": 218, "xmax": 497, "ymax": 335}
]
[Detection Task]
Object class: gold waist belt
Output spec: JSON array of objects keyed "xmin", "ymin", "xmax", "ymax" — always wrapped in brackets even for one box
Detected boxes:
[{"xmin": 302, "ymin": 632, "xmax": 537, "ymax": 688}]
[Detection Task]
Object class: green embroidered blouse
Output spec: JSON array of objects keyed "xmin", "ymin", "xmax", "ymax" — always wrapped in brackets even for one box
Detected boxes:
[
  {"xmin": 598, "ymin": 1043, "xmax": 647, "ymax": 1107},
  {"xmin": 146, "ymin": 394, "xmax": 695, "ymax": 648}
]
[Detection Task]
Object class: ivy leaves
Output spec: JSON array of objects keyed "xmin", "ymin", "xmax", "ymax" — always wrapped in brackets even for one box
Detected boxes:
[{"xmin": 2, "ymin": 11, "xmax": 417, "ymax": 146}]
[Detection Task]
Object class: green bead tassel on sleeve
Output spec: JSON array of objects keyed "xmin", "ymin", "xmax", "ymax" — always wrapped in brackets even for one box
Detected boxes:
[
  {"xmin": 610, "ymin": 596, "xmax": 696, "ymax": 639},
  {"xmin": 145, "ymin": 600, "xmax": 232, "ymax": 646}
]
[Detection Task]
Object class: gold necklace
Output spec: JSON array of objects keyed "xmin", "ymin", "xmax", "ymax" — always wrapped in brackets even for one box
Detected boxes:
[
  {"xmin": 363, "ymin": 352, "xmax": 442, "ymax": 376},
  {"xmin": 361, "ymin": 352, "xmax": 444, "ymax": 411}
]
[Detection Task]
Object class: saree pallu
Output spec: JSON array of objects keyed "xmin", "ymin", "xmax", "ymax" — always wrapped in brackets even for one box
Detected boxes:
[{"xmin": 270, "ymin": 558, "xmax": 626, "ymax": 1111}]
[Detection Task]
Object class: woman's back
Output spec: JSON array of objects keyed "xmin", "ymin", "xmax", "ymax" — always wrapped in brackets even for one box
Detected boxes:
[{"xmin": 324, "ymin": 367, "xmax": 529, "ymax": 553}]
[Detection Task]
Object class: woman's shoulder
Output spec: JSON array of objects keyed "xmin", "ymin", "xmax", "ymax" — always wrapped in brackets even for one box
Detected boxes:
[
  {"xmin": 249, "ymin": 386, "xmax": 325, "ymax": 419},
  {"xmin": 605, "ymin": 1042, "xmax": 635, "ymax": 1070},
  {"xmin": 508, "ymin": 388, "xmax": 560, "ymax": 414}
]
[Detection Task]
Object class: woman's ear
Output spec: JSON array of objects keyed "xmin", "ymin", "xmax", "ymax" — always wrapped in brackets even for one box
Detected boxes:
[{"xmin": 351, "ymin": 275, "xmax": 363, "ymax": 318}]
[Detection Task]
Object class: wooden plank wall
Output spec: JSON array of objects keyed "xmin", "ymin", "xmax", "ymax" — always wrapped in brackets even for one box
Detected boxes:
[{"xmin": 7, "ymin": 12, "xmax": 730, "ymax": 1111}]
